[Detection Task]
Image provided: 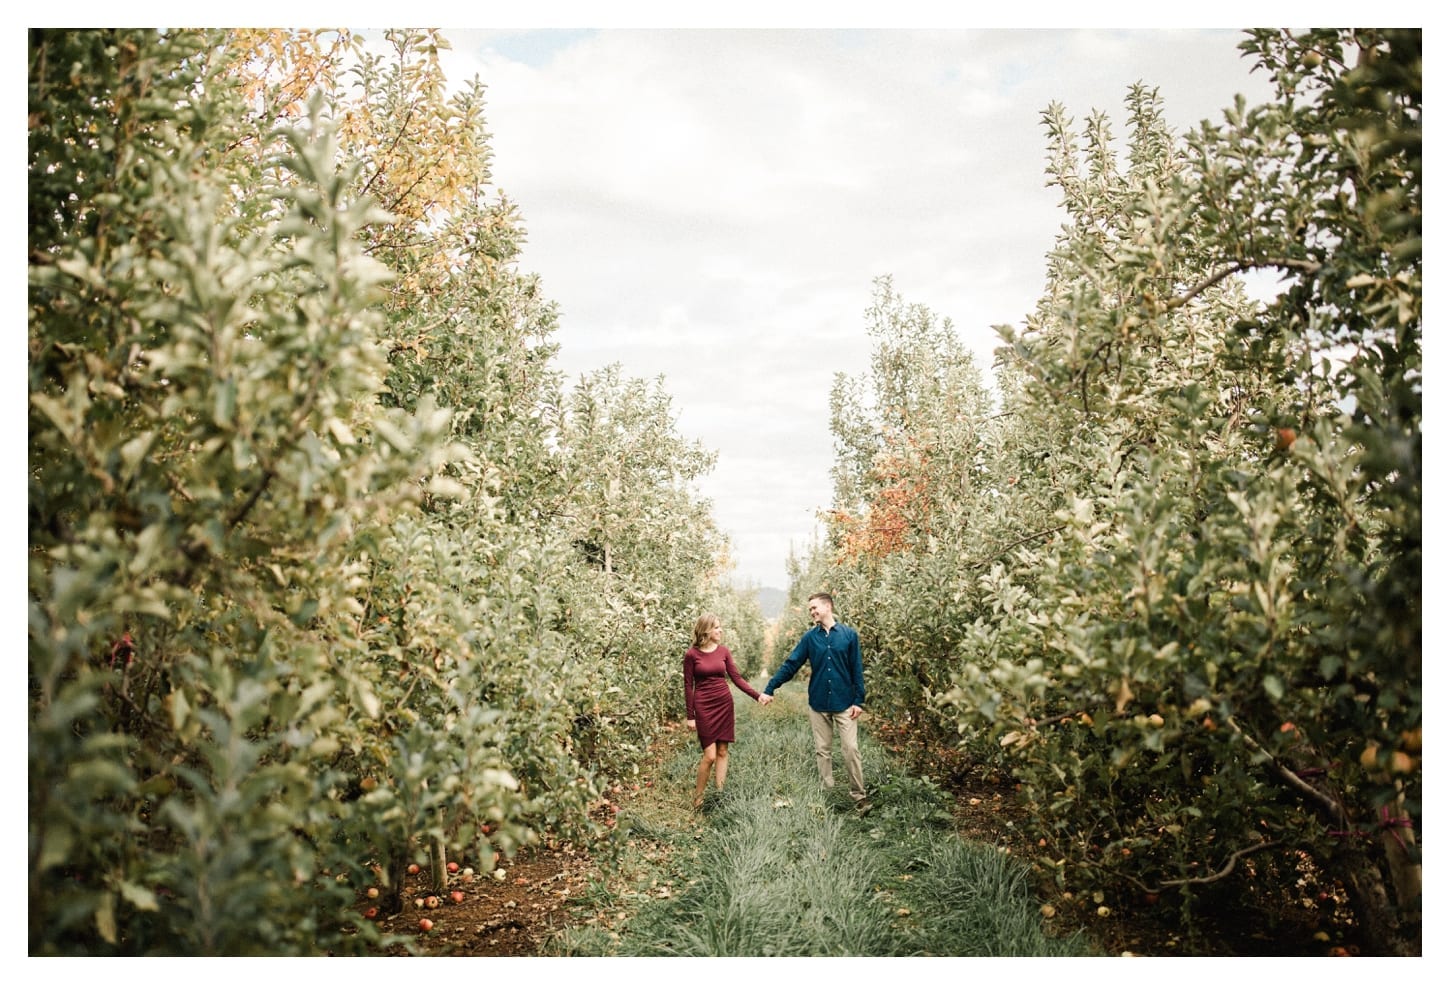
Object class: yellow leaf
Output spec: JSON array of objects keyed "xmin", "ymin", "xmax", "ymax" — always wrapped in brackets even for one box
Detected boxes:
[{"xmin": 1115, "ymin": 676, "xmax": 1134, "ymax": 714}]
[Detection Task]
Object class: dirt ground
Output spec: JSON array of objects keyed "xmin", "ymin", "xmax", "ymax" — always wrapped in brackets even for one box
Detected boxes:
[{"xmin": 368, "ymin": 844, "xmax": 595, "ymax": 956}]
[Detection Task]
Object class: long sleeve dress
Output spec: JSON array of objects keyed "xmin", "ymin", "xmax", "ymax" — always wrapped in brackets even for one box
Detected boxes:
[{"xmin": 683, "ymin": 645, "xmax": 761, "ymax": 749}]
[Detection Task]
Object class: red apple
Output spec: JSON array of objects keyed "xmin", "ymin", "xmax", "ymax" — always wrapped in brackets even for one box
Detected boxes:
[
  {"xmin": 418, "ymin": 918, "xmax": 434, "ymax": 932},
  {"xmin": 447, "ymin": 861, "xmax": 459, "ymax": 873},
  {"xmin": 407, "ymin": 863, "xmax": 420, "ymax": 875},
  {"xmin": 425, "ymin": 895, "xmax": 440, "ymax": 909},
  {"xmin": 363, "ymin": 906, "xmax": 378, "ymax": 919},
  {"xmin": 450, "ymin": 890, "xmax": 464, "ymax": 904}
]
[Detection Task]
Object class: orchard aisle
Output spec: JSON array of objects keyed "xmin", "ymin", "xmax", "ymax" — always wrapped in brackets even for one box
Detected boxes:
[{"xmin": 538, "ymin": 689, "xmax": 1087, "ymax": 957}]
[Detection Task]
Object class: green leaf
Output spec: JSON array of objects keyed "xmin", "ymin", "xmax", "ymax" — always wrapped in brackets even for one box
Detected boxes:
[
  {"xmin": 117, "ymin": 880, "xmax": 159, "ymax": 912},
  {"xmin": 1262, "ymin": 674, "xmax": 1285, "ymax": 701}
]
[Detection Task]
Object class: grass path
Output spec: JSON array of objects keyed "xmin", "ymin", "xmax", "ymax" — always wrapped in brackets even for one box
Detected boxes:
[{"xmin": 544, "ymin": 690, "xmax": 1087, "ymax": 957}]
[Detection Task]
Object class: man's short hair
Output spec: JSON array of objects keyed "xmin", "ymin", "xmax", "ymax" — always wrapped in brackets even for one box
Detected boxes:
[{"xmin": 808, "ymin": 592, "xmax": 834, "ymax": 608}]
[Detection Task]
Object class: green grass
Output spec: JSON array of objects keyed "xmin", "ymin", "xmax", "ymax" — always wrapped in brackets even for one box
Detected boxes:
[{"xmin": 545, "ymin": 691, "xmax": 1088, "ymax": 957}]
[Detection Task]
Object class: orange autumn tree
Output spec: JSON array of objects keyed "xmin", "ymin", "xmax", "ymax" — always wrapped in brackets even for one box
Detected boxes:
[{"xmin": 828, "ymin": 435, "xmax": 933, "ymax": 562}]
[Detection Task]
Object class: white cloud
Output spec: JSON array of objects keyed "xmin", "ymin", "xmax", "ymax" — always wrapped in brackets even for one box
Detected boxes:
[{"xmin": 428, "ymin": 27, "xmax": 1277, "ymax": 588}]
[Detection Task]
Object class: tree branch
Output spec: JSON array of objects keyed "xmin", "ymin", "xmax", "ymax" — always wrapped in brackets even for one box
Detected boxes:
[
  {"xmin": 969, "ymin": 524, "xmax": 1068, "ymax": 573},
  {"xmin": 1163, "ymin": 257, "xmax": 1323, "ymax": 311},
  {"xmin": 1227, "ymin": 714, "xmax": 1348, "ymax": 825},
  {"xmin": 1117, "ymin": 837, "xmax": 1284, "ymax": 895}
]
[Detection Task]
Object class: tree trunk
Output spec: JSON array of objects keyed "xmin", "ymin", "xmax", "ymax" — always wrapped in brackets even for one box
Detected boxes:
[
  {"xmin": 429, "ymin": 837, "xmax": 449, "ymax": 895},
  {"xmin": 1337, "ymin": 841, "xmax": 1420, "ymax": 956},
  {"xmin": 383, "ymin": 844, "xmax": 409, "ymax": 916}
]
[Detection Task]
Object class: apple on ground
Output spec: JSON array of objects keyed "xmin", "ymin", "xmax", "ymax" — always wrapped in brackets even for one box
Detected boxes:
[
  {"xmin": 363, "ymin": 906, "xmax": 378, "ymax": 919},
  {"xmin": 408, "ymin": 863, "xmax": 421, "ymax": 875},
  {"xmin": 425, "ymin": 895, "xmax": 440, "ymax": 909},
  {"xmin": 366, "ymin": 887, "xmax": 379, "ymax": 899},
  {"xmin": 418, "ymin": 918, "xmax": 433, "ymax": 932},
  {"xmin": 447, "ymin": 861, "xmax": 459, "ymax": 873},
  {"xmin": 450, "ymin": 890, "xmax": 464, "ymax": 904}
]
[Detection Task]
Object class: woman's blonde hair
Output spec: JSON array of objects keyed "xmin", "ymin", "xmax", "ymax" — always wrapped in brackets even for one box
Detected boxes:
[{"xmin": 692, "ymin": 612, "xmax": 720, "ymax": 649}]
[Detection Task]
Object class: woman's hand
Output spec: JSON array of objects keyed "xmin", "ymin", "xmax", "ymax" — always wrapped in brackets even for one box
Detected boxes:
[
  {"xmin": 687, "ymin": 719, "xmax": 696, "ymax": 730},
  {"xmin": 757, "ymin": 694, "xmax": 773, "ymax": 706}
]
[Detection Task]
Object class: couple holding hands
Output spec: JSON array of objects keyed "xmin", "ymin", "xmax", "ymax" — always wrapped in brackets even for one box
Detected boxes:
[{"xmin": 683, "ymin": 592, "xmax": 870, "ymax": 814}]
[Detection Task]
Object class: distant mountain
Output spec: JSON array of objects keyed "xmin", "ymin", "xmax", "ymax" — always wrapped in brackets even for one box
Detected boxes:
[{"xmin": 756, "ymin": 587, "xmax": 787, "ymax": 620}]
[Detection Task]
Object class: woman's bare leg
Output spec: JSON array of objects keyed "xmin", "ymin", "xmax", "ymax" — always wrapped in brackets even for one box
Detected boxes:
[{"xmin": 694, "ymin": 745, "xmax": 717, "ymax": 806}]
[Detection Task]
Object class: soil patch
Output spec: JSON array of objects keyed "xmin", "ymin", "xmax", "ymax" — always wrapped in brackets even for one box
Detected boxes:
[{"xmin": 369, "ymin": 844, "xmax": 597, "ymax": 956}]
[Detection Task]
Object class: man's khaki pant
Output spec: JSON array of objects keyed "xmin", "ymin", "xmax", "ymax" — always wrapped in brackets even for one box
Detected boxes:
[{"xmin": 809, "ymin": 708, "xmax": 867, "ymax": 803}]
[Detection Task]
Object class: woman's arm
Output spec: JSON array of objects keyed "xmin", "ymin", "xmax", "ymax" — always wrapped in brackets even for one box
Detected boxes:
[
  {"xmin": 683, "ymin": 651, "xmax": 698, "ymax": 721},
  {"xmin": 723, "ymin": 647, "xmax": 761, "ymax": 701}
]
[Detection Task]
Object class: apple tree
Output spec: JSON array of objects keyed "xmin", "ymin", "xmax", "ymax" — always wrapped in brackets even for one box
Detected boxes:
[{"xmin": 936, "ymin": 30, "xmax": 1420, "ymax": 953}]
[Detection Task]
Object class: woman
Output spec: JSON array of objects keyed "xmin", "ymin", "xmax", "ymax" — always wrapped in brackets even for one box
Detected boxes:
[{"xmin": 683, "ymin": 612, "xmax": 767, "ymax": 808}]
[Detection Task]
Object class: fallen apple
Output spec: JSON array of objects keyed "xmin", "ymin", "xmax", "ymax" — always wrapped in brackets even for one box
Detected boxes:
[
  {"xmin": 363, "ymin": 906, "xmax": 378, "ymax": 919},
  {"xmin": 425, "ymin": 895, "xmax": 440, "ymax": 909},
  {"xmin": 450, "ymin": 890, "xmax": 464, "ymax": 904},
  {"xmin": 414, "ymin": 897, "xmax": 425, "ymax": 908},
  {"xmin": 366, "ymin": 887, "xmax": 379, "ymax": 899},
  {"xmin": 407, "ymin": 863, "xmax": 421, "ymax": 875},
  {"xmin": 418, "ymin": 918, "xmax": 433, "ymax": 932},
  {"xmin": 493, "ymin": 868, "xmax": 507, "ymax": 881},
  {"xmin": 447, "ymin": 861, "xmax": 459, "ymax": 873}
]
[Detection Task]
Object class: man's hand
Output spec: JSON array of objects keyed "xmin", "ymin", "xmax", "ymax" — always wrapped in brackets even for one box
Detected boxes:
[
  {"xmin": 758, "ymin": 694, "xmax": 773, "ymax": 705},
  {"xmin": 847, "ymin": 705, "xmax": 862, "ymax": 720}
]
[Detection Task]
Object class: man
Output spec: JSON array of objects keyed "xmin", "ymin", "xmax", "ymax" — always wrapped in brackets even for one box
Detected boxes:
[{"xmin": 761, "ymin": 592, "xmax": 871, "ymax": 813}]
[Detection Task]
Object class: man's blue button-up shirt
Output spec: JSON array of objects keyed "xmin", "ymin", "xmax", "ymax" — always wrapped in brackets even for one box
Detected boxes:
[{"xmin": 764, "ymin": 622, "xmax": 866, "ymax": 714}]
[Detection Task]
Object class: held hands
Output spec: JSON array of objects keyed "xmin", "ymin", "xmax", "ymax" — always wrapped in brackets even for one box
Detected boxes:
[{"xmin": 757, "ymin": 694, "xmax": 773, "ymax": 706}]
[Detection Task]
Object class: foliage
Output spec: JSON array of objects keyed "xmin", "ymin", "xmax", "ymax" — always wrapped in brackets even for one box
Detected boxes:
[
  {"xmin": 707, "ymin": 583, "xmax": 769, "ymax": 680},
  {"xmin": 815, "ymin": 29, "xmax": 1420, "ymax": 955},
  {"xmin": 28, "ymin": 27, "xmax": 753, "ymax": 955}
]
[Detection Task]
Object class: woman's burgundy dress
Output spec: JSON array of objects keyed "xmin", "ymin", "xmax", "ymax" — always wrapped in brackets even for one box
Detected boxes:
[{"xmin": 683, "ymin": 645, "xmax": 761, "ymax": 749}]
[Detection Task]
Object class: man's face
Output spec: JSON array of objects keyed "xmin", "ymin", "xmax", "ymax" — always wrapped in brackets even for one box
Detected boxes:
[{"xmin": 808, "ymin": 598, "xmax": 831, "ymax": 624}]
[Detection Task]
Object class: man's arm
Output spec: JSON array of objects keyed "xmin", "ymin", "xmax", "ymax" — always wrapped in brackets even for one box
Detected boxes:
[
  {"xmin": 764, "ymin": 634, "xmax": 810, "ymax": 695},
  {"xmin": 848, "ymin": 629, "xmax": 866, "ymax": 709}
]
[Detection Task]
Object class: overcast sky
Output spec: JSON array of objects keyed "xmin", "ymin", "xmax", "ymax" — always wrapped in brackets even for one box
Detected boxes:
[{"xmin": 420, "ymin": 25, "xmax": 1284, "ymax": 590}]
